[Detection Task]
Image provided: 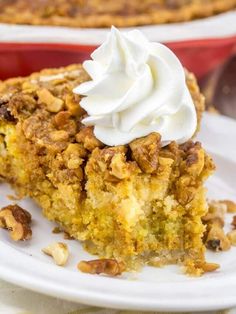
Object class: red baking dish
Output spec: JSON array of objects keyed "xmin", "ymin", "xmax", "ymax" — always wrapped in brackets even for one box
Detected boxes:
[
  {"xmin": 0, "ymin": 10, "xmax": 235, "ymax": 79},
  {"xmin": 0, "ymin": 36, "xmax": 236, "ymax": 80},
  {"xmin": 0, "ymin": 36, "xmax": 236, "ymax": 79}
]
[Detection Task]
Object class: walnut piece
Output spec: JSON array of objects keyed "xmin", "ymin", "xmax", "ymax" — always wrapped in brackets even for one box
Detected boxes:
[
  {"xmin": 232, "ymin": 216, "xmax": 236, "ymax": 229},
  {"xmin": 52, "ymin": 226, "xmax": 62, "ymax": 234},
  {"xmin": 202, "ymin": 201, "xmax": 227, "ymax": 228},
  {"xmin": 42, "ymin": 242, "xmax": 69, "ymax": 266},
  {"xmin": 54, "ymin": 111, "xmax": 77, "ymax": 136},
  {"xmin": 109, "ymin": 153, "xmax": 132, "ymax": 180},
  {"xmin": 63, "ymin": 231, "xmax": 74, "ymax": 240},
  {"xmin": 205, "ymin": 223, "xmax": 231, "ymax": 252},
  {"xmin": 227, "ymin": 230, "xmax": 236, "ymax": 246},
  {"xmin": 78, "ymin": 259, "xmax": 125, "ymax": 276},
  {"xmin": 37, "ymin": 88, "xmax": 64, "ymax": 113},
  {"xmin": 50, "ymin": 130, "xmax": 69, "ymax": 142},
  {"xmin": 129, "ymin": 132, "xmax": 161, "ymax": 173},
  {"xmin": 0, "ymin": 103, "xmax": 15, "ymax": 122},
  {"xmin": 75, "ymin": 127, "xmax": 104, "ymax": 151},
  {"xmin": 184, "ymin": 142, "xmax": 205, "ymax": 176},
  {"xmin": 201, "ymin": 262, "xmax": 220, "ymax": 273},
  {"xmin": 0, "ymin": 205, "xmax": 32, "ymax": 241},
  {"xmin": 65, "ymin": 93, "xmax": 85, "ymax": 117},
  {"xmin": 219, "ymin": 200, "xmax": 236, "ymax": 213},
  {"xmin": 54, "ymin": 110, "xmax": 71, "ymax": 128}
]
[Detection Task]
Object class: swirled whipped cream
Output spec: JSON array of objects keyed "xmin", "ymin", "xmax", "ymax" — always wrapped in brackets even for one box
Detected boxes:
[{"xmin": 73, "ymin": 27, "xmax": 197, "ymax": 146}]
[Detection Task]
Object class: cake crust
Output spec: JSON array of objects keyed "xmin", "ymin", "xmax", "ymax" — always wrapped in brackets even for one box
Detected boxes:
[
  {"xmin": 0, "ymin": 64, "xmax": 214, "ymax": 275},
  {"xmin": 0, "ymin": 0, "xmax": 235, "ymax": 28}
]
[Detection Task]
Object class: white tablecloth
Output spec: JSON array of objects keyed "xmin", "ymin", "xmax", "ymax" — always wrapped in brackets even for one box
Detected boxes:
[{"xmin": 0, "ymin": 280, "xmax": 235, "ymax": 314}]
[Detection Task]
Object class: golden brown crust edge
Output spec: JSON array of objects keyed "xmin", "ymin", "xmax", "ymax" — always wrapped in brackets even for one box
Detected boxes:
[
  {"xmin": 0, "ymin": 0, "xmax": 235, "ymax": 28},
  {"xmin": 0, "ymin": 64, "xmax": 204, "ymax": 134}
]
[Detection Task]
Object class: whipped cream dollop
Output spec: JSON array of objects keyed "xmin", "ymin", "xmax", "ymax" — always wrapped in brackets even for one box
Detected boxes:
[{"xmin": 73, "ymin": 27, "xmax": 197, "ymax": 146}]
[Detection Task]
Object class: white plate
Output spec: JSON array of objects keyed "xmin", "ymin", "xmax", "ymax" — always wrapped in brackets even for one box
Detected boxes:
[
  {"xmin": 0, "ymin": 112, "xmax": 236, "ymax": 312},
  {"xmin": 0, "ymin": 11, "xmax": 236, "ymax": 44}
]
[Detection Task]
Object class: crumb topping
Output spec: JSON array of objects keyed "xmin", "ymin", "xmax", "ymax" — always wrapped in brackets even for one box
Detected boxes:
[
  {"xmin": 78, "ymin": 259, "xmax": 125, "ymax": 276},
  {"xmin": 0, "ymin": 64, "xmax": 215, "ymax": 276}
]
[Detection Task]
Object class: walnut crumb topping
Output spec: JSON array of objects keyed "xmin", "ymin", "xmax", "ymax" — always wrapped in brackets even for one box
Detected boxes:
[
  {"xmin": 202, "ymin": 201, "xmax": 226, "ymax": 228},
  {"xmin": 52, "ymin": 226, "xmax": 62, "ymax": 234},
  {"xmin": 63, "ymin": 231, "xmax": 74, "ymax": 240},
  {"xmin": 37, "ymin": 88, "xmax": 64, "ymax": 113},
  {"xmin": 78, "ymin": 259, "xmax": 125, "ymax": 276},
  {"xmin": 227, "ymin": 230, "xmax": 236, "ymax": 246},
  {"xmin": 129, "ymin": 132, "xmax": 161, "ymax": 173},
  {"xmin": 201, "ymin": 262, "xmax": 220, "ymax": 273},
  {"xmin": 75, "ymin": 127, "xmax": 104, "ymax": 151},
  {"xmin": 0, "ymin": 204, "xmax": 32, "ymax": 241}
]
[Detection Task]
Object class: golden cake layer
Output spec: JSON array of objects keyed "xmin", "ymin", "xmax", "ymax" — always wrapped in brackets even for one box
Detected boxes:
[{"xmin": 0, "ymin": 64, "xmax": 214, "ymax": 274}]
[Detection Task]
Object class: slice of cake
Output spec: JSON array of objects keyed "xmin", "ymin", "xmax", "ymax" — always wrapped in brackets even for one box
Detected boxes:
[
  {"xmin": 0, "ymin": 0, "xmax": 235, "ymax": 28},
  {"xmin": 0, "ymin": 28, "xmax": 215, "ymax": 275}
]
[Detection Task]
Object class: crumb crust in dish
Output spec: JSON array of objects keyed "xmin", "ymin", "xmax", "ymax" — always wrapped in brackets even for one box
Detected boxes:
[
  {"xmin": 0, "ymin": 64, "xmax": 214, "ymax": 275},
  {"xmin": 0, "ymin": 0, "xmax": 235, "ymax": 28}
]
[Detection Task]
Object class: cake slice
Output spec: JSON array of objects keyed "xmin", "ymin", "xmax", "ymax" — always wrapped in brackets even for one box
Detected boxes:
[{"xmin": 0, "ymin": 63, "xmax": 214, "ymax": 275}]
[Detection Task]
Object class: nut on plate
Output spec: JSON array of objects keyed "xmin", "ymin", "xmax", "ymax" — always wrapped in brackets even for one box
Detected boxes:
[
  {"xmin": 205, "ymin": 223, "xmax": 231, "ymax": 252},
  {"xmin": 78, "ymin": 259, "xmax": 125, "ymax": 276},
  {"xmin": 203, "ymin": 200, "xmax": 227, "ymax": 227},
  {"xmin": 0, "ymin": 205, "xmax": 32, "ymax": 241},
  {"xmin": 219, "ymin": 200, "xmax": 236, "ymax": 213},
  {"xmin": 42, "ymin": 242, "xmax": 69, "ymax": 266},
  {"xmin": 227, "ymin": 230, "xmax": 236, "ymax": 246},
  {"xmin": 232, "ymin": 216, "xmax": 236, "ymax": 229}
]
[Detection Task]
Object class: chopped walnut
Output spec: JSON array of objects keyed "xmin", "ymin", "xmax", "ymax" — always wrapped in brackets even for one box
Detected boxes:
[
  {"xmin": 75, "ymin": 127, "xmax": 104, "ymax": 151},
  {"xmin": 94, "ymin": 146, "xmax": 139, "ymax": 182},
  {"xmin": 52, "ymin": 226, "xmax": 62, "ymax": 234},
  {"xmin": 54, "ymin": 111, "xmax": 77, "ymax": 136},
  {"xmin": 0, "ymin": 205, "xmax": 32, "ymax": 241},
  {"xmin": 0, "ymin": 103, "xmax": 15, "ymax": 122},
  {"xmin": 232, "ymin": 216, "xmax": 236, "ymax": 229},
  {"xmin": 201, "ymin": 262, "xmax": 220, "ymax": 273},
  {"xmin": 129, "ymin": 132, "xmax": 161, "ymax": 173},
  {"xmin": 184, "ymin": 142, "xmax": 205, "ymax": 176},
  {"xmin": 22, "ymin": 81, "xmax": 38, "ymax": 93},
  {"xmin": 202, "ymin": 201, "xmax": 227, "ymax": 228},
  {"xmin": 62, "ymin": 143, "xmax": 87, "ymax": 170},
  {"xmin": 65, "ymin": 93, "xmax": 86, "ymax": 117},
  {"xmin": 37, "ymin": 88, "xmax": 64, "ymax": 113},
  {"xmin": 50, "ymin": 130, "xmax": 69, "ymax": 142},
  {"xmin": 219, "ymin": 200, "xmax": 236, "ymax": 213},
  {"xmin": 54, "ymin": 110, "xmax": 71, "ymax": 127},
  {"xmin": 175, "ymin": 175, "xmax": 195, "ymax": 205},
  {"xmin": 78, "ymin": 259, "xmax": 125, "ymax": 276},
  {"xmin": 227, "ymin": 230, "xmax": 236, "ymax": 246},
  {"xmin": 109, "ymin": 153, "xmax": 132, "ymax": 180},
  {"xmin": 205, "ymin": 223, "xmax": 231, "ymax": 251},
  {"xmin": 42, "ymin": 242, "xmax": 69, "ymax": 266},
  {"xmin": 63, "ymin": 231, "xmax": 74, "ymax": 240}
]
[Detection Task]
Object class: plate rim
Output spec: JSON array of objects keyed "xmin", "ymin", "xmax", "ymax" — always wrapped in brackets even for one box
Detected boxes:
[{"xmin": 1, "ymin": 112, "xmax": 236, "ymax": 311}]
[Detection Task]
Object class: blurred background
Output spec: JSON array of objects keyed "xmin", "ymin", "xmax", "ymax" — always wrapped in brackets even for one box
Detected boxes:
[{"xmin": 0, "ymin": 1, "xmax": 235, "ymax": 119}]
